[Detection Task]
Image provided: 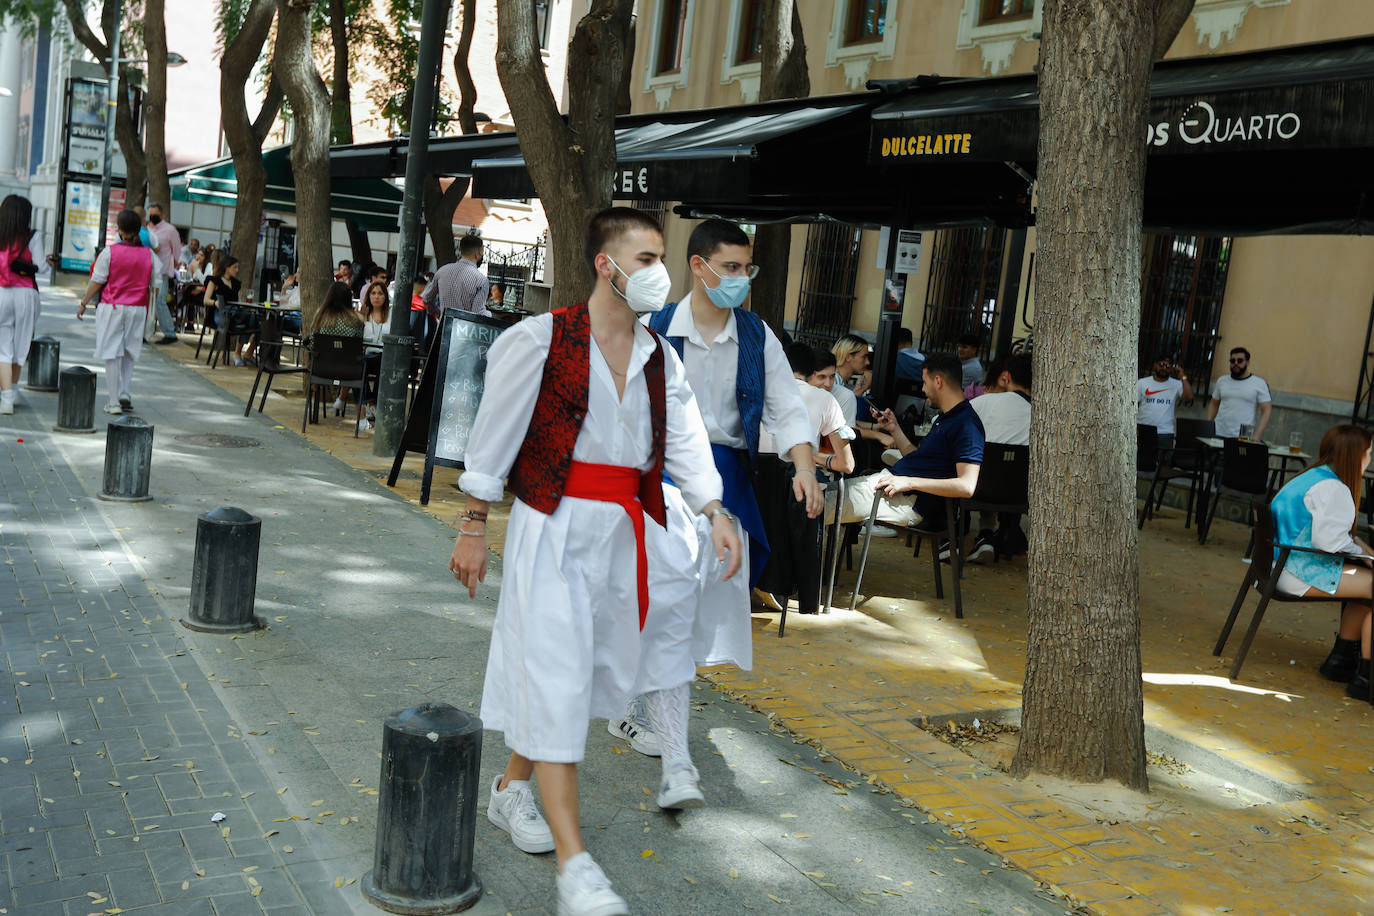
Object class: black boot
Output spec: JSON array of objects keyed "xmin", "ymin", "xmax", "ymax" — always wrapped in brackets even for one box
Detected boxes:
[
  {"xmin": 1320, "ymin": 636, "xmax": 1362, "ymax": 682},
  {"xmin": 1345, "ymin": 658, "xmax": 1372, "ymax": 702}
]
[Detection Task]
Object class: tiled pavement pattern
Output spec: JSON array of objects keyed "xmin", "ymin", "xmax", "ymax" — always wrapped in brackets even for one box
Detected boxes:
[{"xmin": 1, "ymin": 407, "xmax": 354, "ymax": 915}]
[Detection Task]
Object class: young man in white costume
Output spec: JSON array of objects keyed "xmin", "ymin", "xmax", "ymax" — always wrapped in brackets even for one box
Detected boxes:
[
  {"xmin": 613, "ymin": 219, "xmax": 822, "ymax": 809},
  {"xmin": 450, "ymin": 207, "xmax": 741, "ymax": 916}
]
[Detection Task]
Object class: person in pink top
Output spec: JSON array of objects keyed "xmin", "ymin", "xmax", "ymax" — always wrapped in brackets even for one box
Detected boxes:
[
  {"xmin": 77, "ymin": 210, "xmax": 157, "ymax": 415},
  {"xmin": 0, "ymin": 194, "xmax": 51, "ymax": 416}
]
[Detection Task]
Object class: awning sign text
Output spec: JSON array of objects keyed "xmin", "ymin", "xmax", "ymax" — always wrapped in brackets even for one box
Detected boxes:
[{"xmin": 880, "ymin": 133, "xmax": 972, "ymax": 158}]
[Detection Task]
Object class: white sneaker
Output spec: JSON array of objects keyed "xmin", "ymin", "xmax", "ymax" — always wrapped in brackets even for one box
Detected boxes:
[
  {"xmin": 0, "ymin": 390, "xmax": 13, "ymax": 415},
  {"xmin": 657, "ymin": 760, "xmax": 705, "ymax": 810},
  {"xmin": 608, "ymin": 711, "xmax": 661, "ymax": 757},
  {"xmin": 557, "ymin": 852, "xmax": 627, "ymax": 916},
  {"xmin": 103, "ymin": 404, "xmax": 124, "ymax": 415},
  {"xmin": 861, "ymin": 521, "xmax": 898, "ymax": 539},
  {"xmin": 486, "ymin": 776, "xmax": 555, "ymax": 854},
  {"xmin": 357, "ymin": 418, "xmax": 372, "ymax": 431}
]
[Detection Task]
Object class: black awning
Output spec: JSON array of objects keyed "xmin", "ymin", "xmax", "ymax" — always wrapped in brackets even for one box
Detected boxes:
[
  {"xmin": 470, "ymin": 96, "xmax": 875, "ymax": 202},
  {"xmin": 870, "ymin": 36, "xmax": 1374, "ymax": 164},
  {"xmin": 330, "ymin": 131, "xmax": 523, "ymax": 180},
  {"xmin": 868, "ymin": 36, "xmax": 1374, "ymax": 234}
]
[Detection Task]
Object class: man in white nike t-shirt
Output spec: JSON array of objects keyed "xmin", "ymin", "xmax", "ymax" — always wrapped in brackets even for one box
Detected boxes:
[
  {"xmin": 1136, "ymin": 354, "xmax": 1194, "ymax": 451},
  {"xmin": 1208, "ymin": 347, "xmax": 1272, "ymax": 440}
]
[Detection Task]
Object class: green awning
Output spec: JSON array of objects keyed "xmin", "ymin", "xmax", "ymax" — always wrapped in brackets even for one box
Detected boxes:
[{"xmin": 171, "ymin": 145, "xmax": 403, "ymax": 232}]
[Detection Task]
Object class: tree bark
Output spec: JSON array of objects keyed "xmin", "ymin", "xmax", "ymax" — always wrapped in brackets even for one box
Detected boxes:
[
  {"xmin": 496, "ymin": 0, "xmax": 633, "ymax": 311},
  {"xmin": 751, "ymin": 0, "xmax": 809, "ymax": 336},
  {"xmin": 221, "ymin": 0, "xmax": 280, "ymax": 286},
  {"xmin": 1010, "ymin": 0, "xmax": 1193, "ymax": 790},
  {"xmin": 63, "ymin": 0, "xmax": 147, "ymax": 207},
  {"xmin": 143, "ymin": 0, "xmax": 171, "ymax": 219},
  {"xmin": 276, "ymin": 0, "xmax": 335, "ymax": 332},
  {"xmin": 328, "ymin": 0, "xmax": 353, "ymax": 144},
  {"xmin": 420, "ymin": 0, "xmax": 478, "ymax": 270}
]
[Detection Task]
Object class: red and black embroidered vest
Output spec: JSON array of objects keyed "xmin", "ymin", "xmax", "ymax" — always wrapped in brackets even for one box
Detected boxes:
[{"xmin": 507, "ymin": 302, "xmax": 667, "ymax": 525}]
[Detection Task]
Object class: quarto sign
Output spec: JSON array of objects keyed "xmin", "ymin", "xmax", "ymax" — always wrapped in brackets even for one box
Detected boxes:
[{"xmin": 1147, "ymin": 100, "xmax": 1301, "ymax": 147}]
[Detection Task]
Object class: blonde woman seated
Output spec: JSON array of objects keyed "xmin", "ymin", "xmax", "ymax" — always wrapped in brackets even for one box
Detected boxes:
[{"xmin": 1276, "ymin": 424, "xmax": 1374, "ymax": 700}]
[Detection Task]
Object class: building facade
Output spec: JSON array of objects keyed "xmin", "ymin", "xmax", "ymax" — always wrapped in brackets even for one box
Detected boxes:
[{"xmin": 621, "ymin": 0, "xmax": 1374, "ymax": 442}]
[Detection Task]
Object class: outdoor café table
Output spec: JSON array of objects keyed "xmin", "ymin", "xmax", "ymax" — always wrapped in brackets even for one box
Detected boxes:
[{"xmin": 1192, "ymin": 436, "xmax": 1310, "ymax": 544}]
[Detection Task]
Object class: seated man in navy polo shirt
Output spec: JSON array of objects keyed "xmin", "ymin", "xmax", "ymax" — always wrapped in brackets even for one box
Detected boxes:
[{"xmin": 836, "ymin": 353, "xmax": 985, "ymax": 527}]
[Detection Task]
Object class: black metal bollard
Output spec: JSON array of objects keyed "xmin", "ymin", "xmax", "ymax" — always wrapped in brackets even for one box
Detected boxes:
[
  {"xmin": 54, "ymin": 367, "xmax": 97, "ymax": 434},
  {"xmin": 183, "ymin": 507, "xmax": 264, "ymax": 634},
  {"xmin": 25, "ymin": 336, "xmax": 60, "ymax": 391},
  {"xmin": 363, "ymin": 704, "xmax": 483, "ymax": 914},
  {"xmin": 98, "ymin": 416, "xmax": 153, "ymax": 502}
]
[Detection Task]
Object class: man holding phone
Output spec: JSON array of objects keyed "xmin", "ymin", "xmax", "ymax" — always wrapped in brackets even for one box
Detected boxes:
[{"xmin": 835, "ymin": 353, "xmax": 984, "ymax": 528}]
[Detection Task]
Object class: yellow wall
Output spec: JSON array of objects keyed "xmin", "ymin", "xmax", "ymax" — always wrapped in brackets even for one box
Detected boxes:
[{"xmin": 1218, "ymin": 235, "xmax": 1374, "ymax": 402}]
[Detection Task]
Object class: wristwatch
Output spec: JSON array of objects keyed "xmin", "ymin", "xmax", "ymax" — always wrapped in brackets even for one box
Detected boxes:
[{"xmin": 709, "ymin": 506, "xmax": 738, "ymax": 524}]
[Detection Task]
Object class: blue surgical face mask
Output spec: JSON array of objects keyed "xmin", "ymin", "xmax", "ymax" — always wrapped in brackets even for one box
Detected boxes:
[{"xmin": 701, "ymin": 260, "xmax": 751, "ymax": 310}]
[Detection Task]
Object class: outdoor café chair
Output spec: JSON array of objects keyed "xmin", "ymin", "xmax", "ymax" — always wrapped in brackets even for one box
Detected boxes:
[
  {"xmin": 1213, "ymin": 495, "xmax": 1352, "ymax": 681},
  {"xmin": 244, "ymin": 312, "xmax": 307, "ymax": 417},
  {"xmin": 1139, "ymin": 418, "xmax": 1214, "ymax": 530},
  {"xmin": 1138, "ymin": 423, "xmax": 1190, "ymax": 527},
  {"xmin": 303, "ymin": 334, "xmax": 367, "ymax": 437},
  {"xmin": 850, "ymin": 494, "xmax": 963, "ymax": 618},
  {"xmin": 1197, "ymin": 438, "xmax": 1271, "ymax": 548},
  {"xmin": 962, "ymin": 443, "xmax": 1029, "ymax": 563}
]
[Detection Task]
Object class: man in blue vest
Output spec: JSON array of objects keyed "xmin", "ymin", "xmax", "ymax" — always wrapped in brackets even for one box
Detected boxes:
[{"xmin": 615, "ymin": 219, "xmax": 821, "ymax": 809}]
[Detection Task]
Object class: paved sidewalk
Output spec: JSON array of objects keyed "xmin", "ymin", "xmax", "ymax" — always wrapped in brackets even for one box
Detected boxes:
[{"xmin": 1, "ymin": 284, "xmax": 1066, "ymax": 914}]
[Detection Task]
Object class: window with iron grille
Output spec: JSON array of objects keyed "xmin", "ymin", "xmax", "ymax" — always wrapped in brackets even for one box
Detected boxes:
[
  {"xmin": 1138, "ymin": 234, "xmax": 1232, "ymax": 399},
  {"xmin": 793, "ymin": 224, "xmax": 863, "ymax": 348},
  {"xmin": 635, "ymin": 199, "xmax": 670, "ymax": 229},
  {"xmin": 980, "ymin": 0, "xmax": 1034, "ymax": 24},
  {"xmin": 844, "ymin": 0, "xmax": 887, "ymax": 45},
  {"xmin": 920, "ymin": 227, "xmax": 1006, "ymax": 360}
]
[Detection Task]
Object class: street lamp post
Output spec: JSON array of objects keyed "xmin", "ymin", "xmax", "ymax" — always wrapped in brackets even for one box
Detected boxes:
[
  {"xmin": 96, "ymin": 10, "xmax": 121, "ymax": 252},
  {"xmin": 374, "ymin": 0, "xmax": 452, "ymax": 458}
]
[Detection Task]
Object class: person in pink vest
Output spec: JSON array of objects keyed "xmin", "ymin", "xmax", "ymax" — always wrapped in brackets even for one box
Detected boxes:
[
  {"xmin": 76, "ymin": 209, "xmax": 157, "ymax": 415},
  {"xmin": 0, "ymin": 194, "xmax": 50, "ymax": 416}
]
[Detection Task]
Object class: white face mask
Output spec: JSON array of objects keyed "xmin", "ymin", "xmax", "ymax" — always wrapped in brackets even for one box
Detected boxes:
[{"xmin": 607, "ymin": 257, "xmax": 672, "ymax": 313}]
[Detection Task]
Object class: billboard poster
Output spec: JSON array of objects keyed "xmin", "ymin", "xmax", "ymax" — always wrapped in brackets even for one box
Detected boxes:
[
  {"xmin": 60, "ymin": 181, "xmax": 103, "ymax": 272},
  {"xmin": 66, "ymin": 78, "xmax": 127, "ymax": 179}
]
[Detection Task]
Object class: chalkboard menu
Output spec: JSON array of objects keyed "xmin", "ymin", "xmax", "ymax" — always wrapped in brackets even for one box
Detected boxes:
[{"xmin": 388, "ymin": 309, "xmax": 510, "ymax": 505}]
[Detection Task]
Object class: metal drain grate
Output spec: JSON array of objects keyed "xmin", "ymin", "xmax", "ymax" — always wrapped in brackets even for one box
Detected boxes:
[{"xmin": 174, "ymin": 434, "xmax": 263, "ymax": 448}]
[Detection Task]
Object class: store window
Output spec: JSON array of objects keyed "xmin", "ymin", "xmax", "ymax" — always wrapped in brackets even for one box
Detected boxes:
[
  {"xmin": 793, "ymin": 224, "xmax": 864, "ymax": 348},
  {"xmin": 736, "ymin": 0, "xmax": 764, "ymax": 64},
  {"xmin": 844, "ymin": 0, "xmax": 887, "ymax": 45},
  {"xmin": 921, "ymin": 227, "xmax": 1006, "ymax": 361},
  {"xmin": 979, "ymin": 0, "xmax": 1034, "ymax": 24},
  {"xmin": 656, "ymin": 0, "xmax": 690, "ymax": 74},
  {"xmin": 1139, "ymin": 234, "xmax": 1232, "ymax": 399}
]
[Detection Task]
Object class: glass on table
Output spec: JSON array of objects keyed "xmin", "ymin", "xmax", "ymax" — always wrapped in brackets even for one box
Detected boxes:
[
  {"xmin": 1238, "ymin": 424, "xmax": 1254, "ymax": 441},
  {"xmin": 1289, "ymin": 430, "xmax": 1304, "ymax": 454}
]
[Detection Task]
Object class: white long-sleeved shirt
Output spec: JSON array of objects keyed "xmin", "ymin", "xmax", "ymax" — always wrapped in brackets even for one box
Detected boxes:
[
  {"xmin": 661, "ymin": 292, "xmax": 813, "ymax": 458},
  {"xmin": 1277, "ymin": 477, "xmax": 1365, "ymax": 594},
  {"xmin": 459, "ymin": 312, "xmax": 722, "ymax": 515}
]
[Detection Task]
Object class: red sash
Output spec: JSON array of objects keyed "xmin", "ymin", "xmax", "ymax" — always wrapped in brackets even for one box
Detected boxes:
[{"xmin": 563, "ymin": 461, "xmax": 652, "ymax": 630}]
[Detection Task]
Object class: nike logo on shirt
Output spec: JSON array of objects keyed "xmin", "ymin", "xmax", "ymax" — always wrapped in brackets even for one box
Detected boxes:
[{"xmin": 1144, "ymin": 388, "xmax": 1170, "ymax": 396}]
